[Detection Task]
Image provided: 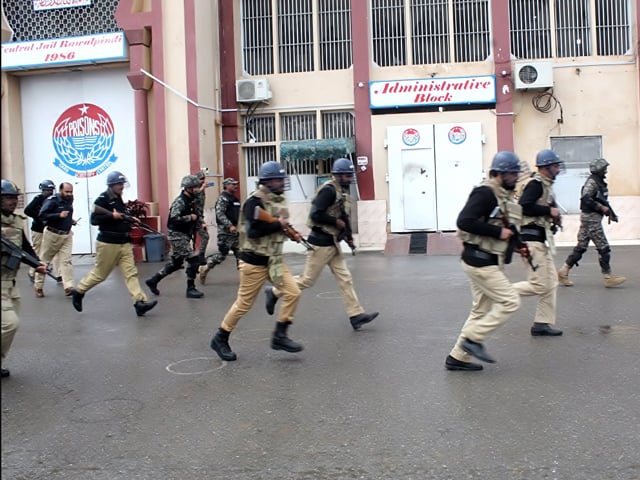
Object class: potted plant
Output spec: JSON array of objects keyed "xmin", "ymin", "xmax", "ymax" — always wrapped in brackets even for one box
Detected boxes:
[{"xmin": 125, "ymin": 200, "xmax": 149, "ymax": 245}]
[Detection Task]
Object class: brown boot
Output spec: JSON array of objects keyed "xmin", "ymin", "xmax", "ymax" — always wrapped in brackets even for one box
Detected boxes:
[
  {"xmin": 603, "ymin": 273, "xmax": 625, "ymax": 288},
  {"xmin": 35, "ymin": 288, "xmax": 44, "ymax": 298},
  {"xmin": 557, "ymin": 263, "xmax": 573, "ymax": 286},
  {"xmin": 198, "ymin": 265, "xmax": 209, "ymax": 285}
]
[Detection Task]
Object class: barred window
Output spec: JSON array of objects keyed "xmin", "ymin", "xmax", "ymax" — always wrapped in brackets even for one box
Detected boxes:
[
  {"xmin": 246, "ymin": 146, "xmax": 278, "ymax": 177},
  {"xmin": 411, "ymin": 0, "xmax": 450, "ymax": 64},
  {"xmin": 321, "ymin": 111, "xmax": 354, "ymax": 139},
  {"xmin": 245, "ymin": 114, "xmax": 276, "ymax": 143},
  {"xmin": 319, "ymin": 0, "xmax": 352, "ymax": 70},
  {"xmin": 453, "ymin": 0, "xmax": 490, "ymax": 62},
  {"xmin": 278, "ymin": 0, "xmax": 314, "ymax": 73},
  {"xmin": 510, "ymin": 0, "xmax": 631, "ymax": 59},
  {"xmin": 281, "ymin": 112, "xmax": 317, "ymax": 141},
  {"xmin": 241, "ymin": 0, "xmax": 274, "ymax": 75},
  {"xmin": 372, "ymin": 0, "xmax": 406, "ymax": 67}
]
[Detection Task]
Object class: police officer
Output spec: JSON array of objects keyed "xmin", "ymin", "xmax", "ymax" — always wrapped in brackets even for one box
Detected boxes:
[
  {"xmin": 209, "ymin": 162, "xmax": 303, "ymax": 362},
  {"xmin": 35, "ymin": 182, "xmax": 76, "ymax": 297},
  {"xmin": 445, "ymin": 152, "xmax": 523, "ymax": 371},
  {"xmin": 24, "ymin": 179, "xmax": 60, "ymax": 283},
  {"xmin": 558, "ymin": 158, "xmax": 625, "ymax": 288},
  {"xmin": 513, "ymin": 149, "xmax": 563, "ymax": 336},
  {"xmin": 1, "ymin": 179, "xmax": 47, "ymax": 378},
  {"xmin": 199, "ymin": 177, "xmax": 241, "ymax": 284},
  {"xmin": 193, "ymin": 170, "xmax": 211, "ymax": 265},
  {"xmin": 145, "ymin": 175, "xmax": 204, "ymax": 298},
  {"xmin": 264, "ymin": 158, "xmax": 378, "ymax": 330},
  {"xmin": 70, "ymin": 171, "xmax": 157, "ymax": 317}
]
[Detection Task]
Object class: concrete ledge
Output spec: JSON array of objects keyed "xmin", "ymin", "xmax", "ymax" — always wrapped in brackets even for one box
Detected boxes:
[
  {"xmin": 426, "ymin": 232, "xmax": 462, "ymax": 256},
  {"xmin": 384, "ymin": 233, "xmax": 410, "ymax": 255}
]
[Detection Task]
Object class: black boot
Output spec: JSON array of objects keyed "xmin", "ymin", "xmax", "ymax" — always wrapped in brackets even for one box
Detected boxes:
[
  {"xmin": 1, "ymin": 368, "xmax": 10, "ymax": 378},
  {"xmin": 186, "ymin": 280, "xmax": 204, "ymax": 298},
  {"xmin": 265, "ymin": 286, "xmax": 279, "ymax": 315},
  {"xmin": 210, "ymin": 328, "xmax": 237, "ymax": 361},
  {"xmin": 349, "ymin": 311, "xmax": 379, "ymax": 330},
  {"xmin": 145, "ymin": 273, "xmax": 164, "ymax": 295},
  {"xmin": 134, "ymin": 299, "xmax": 158, "ymax": 317},
  {"xmin": 271, "ymin": 321, "xmax": 304, "ymax": 353},
  {"xmin": 71, "ymin": 289, "xmax": 84, "ymax": 312}
]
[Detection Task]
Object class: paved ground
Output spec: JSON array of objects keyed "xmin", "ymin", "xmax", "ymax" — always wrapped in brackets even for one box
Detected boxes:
[{"xmin": 1, "ymin": 246, "xmax": 639, "ymax": 480}]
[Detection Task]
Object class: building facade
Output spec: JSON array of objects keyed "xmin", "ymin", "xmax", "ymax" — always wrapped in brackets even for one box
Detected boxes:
[{"xmin": 2, "ymin": 0, "xmax": 639, "ymax": 253}]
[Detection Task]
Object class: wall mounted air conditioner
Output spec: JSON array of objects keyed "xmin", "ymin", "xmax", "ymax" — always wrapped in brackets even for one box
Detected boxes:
[
  {"xmin": 236, "ymin": 78, "xmax": 272, "ymax": 103},
  {"xmin": 513, "ymin": 61, "xmax": 554, "ymax": 90}
]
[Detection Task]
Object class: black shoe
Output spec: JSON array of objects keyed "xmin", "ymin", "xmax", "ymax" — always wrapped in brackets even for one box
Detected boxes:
[
  {"xmin": 71, "ymin": 289, "xmax": 84, "ymax": 312},
  {"xmin": 1, "ymin": 368, "xmax": 10, "ymax": 378},
  {"xmin": 145, "ymin": 277, "xmax": 160, "ymax": 295},
  {"xmin": 349, "ymin": 312, "xmax": 379, "ymax": 330},
  {"xmin": 210, "ymin": 329, "xmax": 237, "ymax": 361},
  {"xmin": 461, "ymin": 338, "xmax": 496, "ymax": 363},
  {"xmin": 134, "ymin": 300, "xmax": 158, "ymax": 317},
  {"xmin": 265, "ymin": 287, "xmax": 278, "ymax": 315},
  {"xmin": 445, "ymin": 355, "xmax": 483, "ymax": 371},
  {"xmin": 531, "ymin": 323, "xmax": 563, "ymax": 336},
  {"xmin": 186, "ymin": 287, "xmax": 204, "ymax": 298},
  {"xmin": 271, "ymin": 321, "xmax": 304, "ymax": 353}
]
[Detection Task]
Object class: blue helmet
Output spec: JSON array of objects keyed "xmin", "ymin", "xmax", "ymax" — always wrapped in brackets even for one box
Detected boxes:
[
  {"xmin": 39, "ymin": 179, "xmax": 55, "ymax": 190},
  {"xmin": 1, "ymin": 179, "xmax": 21, "ymax": 196},
  {"xmin": 331, "ymin": 158, "xmax": 355, "ymax": 174},
  {"xmin": 490, "ymin": 151, "xmax": 521, "ymax": 173},
  {"xmin": 536, "ymin": 149, "xmax": 562, "ymax": 167},
  {"xmin": 107, "ymin": 171, "xmax": 127, "ymax": 185},
  {"xmin": 258, "ymin": 161, "xmax": 287, "ymax": 181}
]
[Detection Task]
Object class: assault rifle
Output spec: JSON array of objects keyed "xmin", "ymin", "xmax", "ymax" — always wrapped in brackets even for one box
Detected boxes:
[
  {"xmin": 93, "ymin": 205, "xmax": 162, "ymax": 235},
  {"xmin": 1, "ymin": 236, "xmax": 57, "ymax": 280},
  {"xmin": 336, "ymin": 216, "xmax": 357, "ymax": 255},
  {"xmin": 253, "ymin": 207, "xmax": 315, "ymax": 251},
  {"xmin": 493, "ymin": 206, "xmax": 538, "ymax": 271},
  {"xmin": 594, "ymin": 197, "xmax": 619, "ymax": 224},
  {"xmin": 548, "ymin": 195, "xmax": 567, "ymax": 235}
]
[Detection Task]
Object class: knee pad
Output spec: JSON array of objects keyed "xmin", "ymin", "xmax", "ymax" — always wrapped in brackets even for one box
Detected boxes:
[{"xmin": 597, "ymin": 247, "xmax": 611, "ymax": 269}]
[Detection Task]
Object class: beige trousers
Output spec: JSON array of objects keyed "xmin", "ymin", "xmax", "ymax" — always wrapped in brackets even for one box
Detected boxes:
[
  {"xmin": 221, "ymin": 260, "xmax": 300, "ymax": 331},
  {"xmin": 513, "ymin": 241, "xmax": 558, "ymax": 325},
  {"xmin": 272, "ymin": 245, "xmax": 364, "ymax": 318},
  {"xmin": 450, "ymin": 262, "xmax": 521, "ymax": 362},
  {"xmin": 35, "ymin": 229, "xmax": 73, "ymax": 290},
  {"xmin": 29, "ymin": 231, "xmax": 61, "ymax": 278},
  {"xmin": 76, "ymin": 241, "xmax": 147, "ymax": 303},
  {"xmin": 1, "ymin": 282, "xmax": 20, "ymax": 366}
]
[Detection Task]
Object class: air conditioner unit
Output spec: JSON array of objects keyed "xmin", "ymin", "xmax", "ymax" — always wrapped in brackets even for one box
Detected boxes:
[
  {"xmin": 513, "ymin": 61, "xmax": 554, "ymax": 90},
  {"xmin": 236, "ymin": 78, "xmax": 272, "ymax": 103}
]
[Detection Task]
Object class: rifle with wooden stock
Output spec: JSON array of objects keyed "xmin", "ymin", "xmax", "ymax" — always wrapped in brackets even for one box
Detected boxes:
[
  {"xmin": 92, "ymin": 205, "xmax": 162, "ymax": 235},
  {"xmin": 494, "ymin": 206, "xmax": 538, "ymax": 271},
  {"xmin": 253, "ymin": 207, "xmax": 315, "ymax": 251}
]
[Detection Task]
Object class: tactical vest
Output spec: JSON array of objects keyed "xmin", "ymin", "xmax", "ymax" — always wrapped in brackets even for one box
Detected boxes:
[
  {"xmin": 239, "ymin": 186, "xmax": 287, "ymax": 257},
  {"xmin": 305, "ymin": 179, "xmax": 351, "ymax": 237},
  {"xmin": 1, "ymin": 212, "xmax": 25, "ymax": 282},
  {"xmin": 457, "ymin": 178, "xmax": 522, "ymax": 257},
  {"xmin": 521, "ymin": 173, "xmax": 554, "ymax": 231},
  {"xmin": 580, "ymin": 174, "xmax": 608, "ymax": 214},
  {"xmin": 167, "ymin": 192, "xmax": 197, "ymax": 234}
]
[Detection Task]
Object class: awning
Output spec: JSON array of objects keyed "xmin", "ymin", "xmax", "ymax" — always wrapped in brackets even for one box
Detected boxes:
[{"xmin": 280, "ymin": 137, "xmax": 355, "ymax": 161}]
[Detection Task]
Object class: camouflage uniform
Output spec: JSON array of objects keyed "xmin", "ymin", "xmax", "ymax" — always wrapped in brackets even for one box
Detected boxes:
[{"xmin": 193, "ymin": 188, "xmax": 209, "ymax": 259}]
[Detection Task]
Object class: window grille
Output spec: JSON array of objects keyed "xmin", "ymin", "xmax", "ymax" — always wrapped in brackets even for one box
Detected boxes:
[
  {"xmin": 245, "ymin": 114, "xmax": 276, "ymax": 143},
  {"xmin": 411, "ymin": 0, "xmax": 450, "ymax": 65},
  {"xmin": 510, "ymin": 1, "xmax": 552, "ymax": 59},
  {"xmin": 3, "ymin": 0, "xmax": 119, "ymax": 42},
  {"xmin": 595, "ymin": 0, "xmax": 631, "ymax": 55},
  {"xmin": 281, "ymin": 112, "xmax": 317, "ymax": 141},
  {"xmin": 284, "ymin": 159, "xmax": 319, "ymax": 175},
  {"xmin": 321, "ymin": 111, "xmax": 354, "ymax": 139},
  {"xmin": 453, "ymin": 0, "xmax": 490, "ymax": 62},
  {"xmin": 556, "ymin": 0, "xmax": 592, "ymax": 57},
  {"xmin": 372, "ymin": 0, "xmax": 406, "ymax": 66},
  {"xmin": 246, "ymin": 146, "xmax": 278, "ymax": 177},
  {"xmin": 318, "ymin": 0, "xmax": 352, "ymax": 70},
  {"xmin": 277, "ymin": 0, "xmax": 314, "ymax": 73},
  {"xmin": 241, "ymin": 0, "xmax": 274, "ymax": 75}
]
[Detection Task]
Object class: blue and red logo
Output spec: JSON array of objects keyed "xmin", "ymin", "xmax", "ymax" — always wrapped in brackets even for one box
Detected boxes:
[
  {"xmin": 52, "ymin": 103, "xmax": 117, "ymax": 177},
  {"xmin": 448, "ymin": 126, "xmax": 467, "ymax": 145},
  {"xmin": 402, "ymin": 128, "xmax": 420, "ymax": 146}
]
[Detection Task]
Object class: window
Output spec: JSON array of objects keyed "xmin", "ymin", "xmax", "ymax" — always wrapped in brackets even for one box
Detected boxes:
[
  {"xmin": 321, "ymin": 111, "xmax": 354, "ymax": 139},
  {"xmin": 372, "ymin": 0, "xmax": 406, "ymax": 67},
  {"xmin": 278, "ymin": 0, "xmax": 314, "ymax": 73},
  {"xmin": 241, "ymin": 0, "xmax": 274, "ymax": 75},
  {"xmin": 510, "ymin": 0, "xmax": 631, "ymax": 59},
  {"xmin": 244, "ymin": 114, "xmax": 276, "ymax": 176},
  {"xmin": 319, "ymin": 0, "xmax": 353, "ymax": 70},
  {"xmin": 411, "ymin": 0, "xmax": 450, "ymax": 65},
  {"xmin": 453, "ymin": 0, "xmax": 490, "ymax": 62},
  {"xmin": 281, "ymin": 112, "xmax": 317, "ymax": 141}
]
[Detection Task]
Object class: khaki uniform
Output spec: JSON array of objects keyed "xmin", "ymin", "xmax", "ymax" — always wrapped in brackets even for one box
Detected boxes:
[
  {"xmin": 34, "ymin": 228, "xmax": 73, "ymax": 290},
  {"xmin": 1, "ymin": 212, "xmax": 24, "ymax": 367}
]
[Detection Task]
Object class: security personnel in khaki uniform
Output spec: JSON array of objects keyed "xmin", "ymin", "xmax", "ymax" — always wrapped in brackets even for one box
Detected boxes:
[
  {"xmin": 513, "ymin": 149, "xmax": 564, "ymax": 336},
  {"xmin": 24, "ymin": 179, "xmax": 60, "ymax": 283},
  {"xmin": 210, "ymin": 161, "xmax": 303, "ymax": 362},
  {"xmin": 445, "ymin": 152, "xmax": 523, "ymax": 372},
  {"xmin": 1, "ymin": 179, "xmax": 47, "ymax": 378},
  {"xmin": 71, "ymin": 172, "xmax": 157, "ymax": 317},
  {"xmin": 265, "ymin": 158, "xmax": 378, "ymax": 330}
]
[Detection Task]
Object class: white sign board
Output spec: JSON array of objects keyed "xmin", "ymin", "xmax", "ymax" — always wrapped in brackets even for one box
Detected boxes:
[
  {"xmin": 33, "ymin": 0, "xmax": 92, "ymax": 11},
  {"xmin": 1, "ymin": 32, "xmax": 126, "ymax": 70}
]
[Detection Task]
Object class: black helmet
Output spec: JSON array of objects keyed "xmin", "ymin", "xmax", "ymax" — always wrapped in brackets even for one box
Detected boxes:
[
  {"xmin": 589, "ymin": 158, "xmax": 609, "ymax": 175},
  {"xmin": 535, "ymin": 149, "xmax": 562, "ymax": 167},
  {"xmin": 490, "ymin": 151, "xmax": 521, "ymax": 173},
  {"xmin": 1, "ymin": 179, "xmax": 21, "ymax": 196},
  {"xmin": 107, "ymin": 171, "xmax": 128, "ymax": 185},
  {"xmin": 331, "ymin": 158, "xmax": 355, "ymax": 174},
  {"xmin": 39, "ymin": 179, "xmax": 55, "ymax": 190},
  {"xmin": 181, "ymin": 175, "xmax": 201, "ymax": 189},
  {"xmin": 258, "ymin": 161, "xmax": 287, "ymax": 181}
]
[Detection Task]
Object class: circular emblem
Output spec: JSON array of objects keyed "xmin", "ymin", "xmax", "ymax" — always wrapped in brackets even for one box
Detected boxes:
[
  {"xmin": 402, "ymin": 128, "xmax": 420, "ymax": 146},
  {"xmin": 448, "ymin": 126, "xmax": 467, "ymax": 145},
  {"xmin": 52, "ymin": 103, "xmax": 117, "ymax": 178}
]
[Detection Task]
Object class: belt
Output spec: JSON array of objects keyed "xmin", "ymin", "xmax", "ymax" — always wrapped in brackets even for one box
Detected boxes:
[
  {"xmin": 47, "ymin": 226, "xmax": 70, "ymax": 235},
  {"xmin": 462, "ymin": 244, "xmax": 498, "ymax": 262},
  {"xmin": 521, "ymin": 227, "xmax": 545, "ymax": 240}
]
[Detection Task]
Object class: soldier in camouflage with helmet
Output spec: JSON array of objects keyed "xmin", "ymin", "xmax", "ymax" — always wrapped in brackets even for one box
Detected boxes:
[
  {"xmin": 145, "ymin": 175, "xmax": 205, "ymax": 298},
  {"xmin": 199, "ymin": 177, "xmax": 241, "ymax": 284},
  {"xmin": 1, "ymin": 179, "xmax": 47, "ymax": 378},
  {"xmin": 557, "ymin": 158, "xmax": 625, "ymax": 288}
]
